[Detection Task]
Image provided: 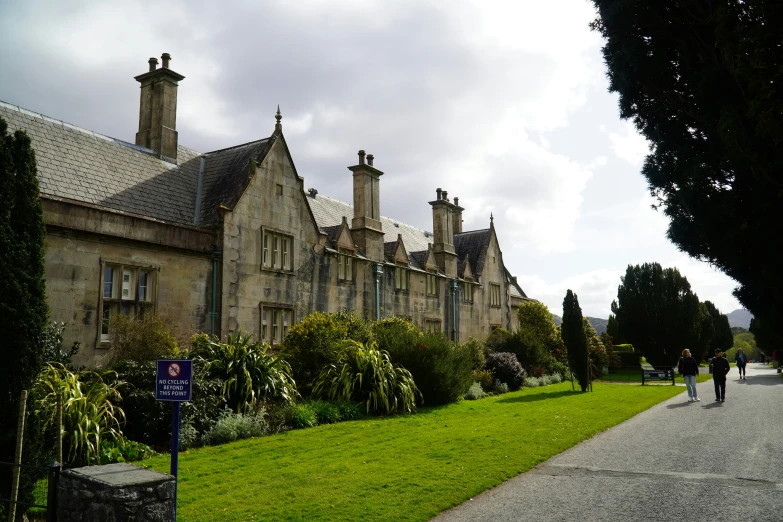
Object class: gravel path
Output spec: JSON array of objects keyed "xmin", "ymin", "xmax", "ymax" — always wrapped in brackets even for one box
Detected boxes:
[{"xmin": 433, "ymin": 363, "xmax": 783, "ymax": 522}]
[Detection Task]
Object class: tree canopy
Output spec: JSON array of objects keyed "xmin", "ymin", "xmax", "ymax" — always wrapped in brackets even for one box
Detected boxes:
[
  {"xmin": 517, "ymin": 300, "xmax": 559, "ymax": 345},
  {"xmin": 612, "ymin": 263, "xmax": 701, "ymax": 367},
  {"xmin": 704, "ymin": 301, "xmax": 733, "ymax": 355},
  {"xmin": 562, "ymin": 290, "xmax": 589, "ymax": 392},
  {"xmin": 591, "ymin": 0, "xmax": 783, "ymax": 341}
]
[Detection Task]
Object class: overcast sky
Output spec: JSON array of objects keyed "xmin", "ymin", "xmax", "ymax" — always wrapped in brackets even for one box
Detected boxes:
[{"xmin": 0, "ymin": 0, "xmax": 743, "ymax": 318}]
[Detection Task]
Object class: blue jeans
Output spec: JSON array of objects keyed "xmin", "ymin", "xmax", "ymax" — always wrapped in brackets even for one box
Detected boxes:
[{"xmin": 684, "ymin": 375, "xmax": 697, "ymax": 399}]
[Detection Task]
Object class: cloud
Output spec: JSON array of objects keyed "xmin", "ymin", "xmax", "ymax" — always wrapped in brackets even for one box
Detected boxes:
[{"xmin": 608, "ymin": 121, "xmax": 650, "ymax": 166}]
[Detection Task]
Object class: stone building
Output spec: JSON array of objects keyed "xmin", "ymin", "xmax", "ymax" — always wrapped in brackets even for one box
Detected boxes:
[{"xmin": 0, "ymin": 54, "xmax": 531, "ymax": 368}]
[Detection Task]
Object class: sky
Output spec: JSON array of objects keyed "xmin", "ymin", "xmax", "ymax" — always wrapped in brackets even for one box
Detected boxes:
[{"xmin": 0, "ymin": 0, "xmax": 743, "ymax": 318}]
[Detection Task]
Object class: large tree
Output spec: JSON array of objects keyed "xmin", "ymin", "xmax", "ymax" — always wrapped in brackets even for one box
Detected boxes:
[
  {"xmin": 590, "ymin": 1, "xmax": 783, "ymax": 338},
  {"xmin": 0, "ymin": 118, "xmax": 48, "ymax": 498},
  {"xmin": 704, "ymin": 301, "xmax": 733, "ymax": 355},
  {"xmin": 692, "ymin": 302, "xmax": 714, "ymax": 363},
  {"xmin": 562, "ymin": 290, "xmax": 589, "ymax": 392},
  {"xmin": 517, "ymin": 300, "xmax": 559, "ymax": 345},
  {"xmin": 611, "ymin": 263, "xmax": 701, "ymax": 368}
]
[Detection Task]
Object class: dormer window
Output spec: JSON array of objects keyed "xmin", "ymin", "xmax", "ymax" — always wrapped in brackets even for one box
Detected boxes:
[{"xmin": 338, "ymin": 248, "xmax": 354, "ymax": 281}]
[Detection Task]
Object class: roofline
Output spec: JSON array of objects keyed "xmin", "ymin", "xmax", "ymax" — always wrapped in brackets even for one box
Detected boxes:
[{"xmin": 203, "ymin": 138, "xmax": 269, "ymax": 156}]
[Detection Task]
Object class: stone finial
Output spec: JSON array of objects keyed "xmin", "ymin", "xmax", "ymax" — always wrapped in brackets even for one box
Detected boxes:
[
  {"xmin": 161, "ymin": 53, "xmax": 171, "ymax": 68},
  {"xmin": 367, "ymin": 154, "xmax": 374, "ymax": 167},
  {"xmin": 358, "ymin": 150, "xmax": 366, "ymax": 165},
  {"xmin": 436, "ymin": 188, "xmax": 442, "ymax": 200},
  {"xmin": 148, "ymin": 57, "xmax": 158, "ymax": 72},
  {"xmin": 275, "ymin": 105, "xmax": 282, "ymax": 133},
  {"xmin": 490, "ymin": 212, "xmax": 494, "ymax": 225}
]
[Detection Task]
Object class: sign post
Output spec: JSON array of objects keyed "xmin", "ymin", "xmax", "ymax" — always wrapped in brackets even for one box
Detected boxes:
[{"xmin": 156, "ymin": 359, "xmax": 193, "ymax": 521}]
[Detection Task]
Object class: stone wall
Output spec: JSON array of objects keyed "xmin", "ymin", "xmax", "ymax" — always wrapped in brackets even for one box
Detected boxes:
[{"xmin": 57, "ymin": 463, "xmax": 174, "ymax": 522}]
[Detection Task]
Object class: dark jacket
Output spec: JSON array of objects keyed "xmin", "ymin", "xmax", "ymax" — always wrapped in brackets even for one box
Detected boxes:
[
  {"xmin": 712, "ymin": 356, "xmax": 730, "ymax": 380},
  {"xmin": 735, "ymin": 353, "xmax": 747, "ymax": 366},
  {"xmin": 679, "ymin": 357, "xmax": 700, "ymax": 376}
]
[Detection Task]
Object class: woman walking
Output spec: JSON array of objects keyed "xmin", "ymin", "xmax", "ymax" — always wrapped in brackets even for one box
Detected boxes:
[
  {"xmin": 679, "ymin": 349, "xmax": 700, "ymax": 402},
  {"xmin": 735, "ymin": 348, "xmax": 748, "ymax": 379}
]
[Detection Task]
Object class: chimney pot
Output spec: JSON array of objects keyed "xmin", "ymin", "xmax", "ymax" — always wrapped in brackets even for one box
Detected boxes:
[
  {"xmin": 454, "ymin": 197, "xmax": 459, "ymax": 206},
  {"xmin": 358, "ymin": 150, "xmax": 366, "ymax": 165},
  {"xmin": 161, "ymin": 53, "xmax": 171, "ymax": 68},
  {"xmin": 367, "ymin": 154, "xmax": 374, "ymax": 167},
  {"xmin": 442, "ymin": 190, "xmax": 448, "ymax": 201},
  {"xmin": 436, "ymin": 188, "xmax": 442, "ymax": 200},
  {"xmin": 148, "ymin": 57, "xmax": 158, "ymax": 72}
]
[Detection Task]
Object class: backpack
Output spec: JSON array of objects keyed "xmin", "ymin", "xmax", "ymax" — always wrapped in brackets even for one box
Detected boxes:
[{"xmin": 708, "ymin": 359, "xmax": 714, "ymax": 374}]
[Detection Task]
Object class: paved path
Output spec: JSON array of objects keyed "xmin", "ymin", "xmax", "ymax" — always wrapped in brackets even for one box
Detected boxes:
[{"xmin": 433, "ymin": 363, "xmax": 783, "ymax": 522}]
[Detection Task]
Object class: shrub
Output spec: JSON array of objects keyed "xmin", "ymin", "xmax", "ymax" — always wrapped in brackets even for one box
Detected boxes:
[
  {"xmin": 485, "ymin": 352, "xmax": 527, "ymax": 391},
  {"xmin": 307, "ymin": 400, "xmax": 342, "ymax": 425},
  {"xmin": 485, "ymin": 328, "xmax": 513, "ymax": 354},
  {"xmin": 506, "ymin": 329, "xmax": 554, "ymax": 377},
  {"xmin": 107, "ymin": 314, "xmax": 179, "ymax": 365},
  {"xmin": 525, "ymin": 377, "xmax": 540, "ymax": 387},
  {"xmin": 282, "ymin": 310, "xmax": 373, "ymax": 394},
  {"xmin": 179, "ymin": 422, "xmax": 199, "ymax": 450},
  {"xmin": 380, "ymin": 332, "xmax": 475, "ymax": 406},
  {"xmin": 193, "ymin": 330, "xmax": 297, "ymax": 412},
  {"xmin": 492, "ymin": 379, "xmax": 509, "ymax": 394},
  {"xmin": 472, "ymin": 369, "xmax": 494, "ymax": 392},
  {"xmin": 35, "ymin": 364, "xmax": 126, "ymax": 466},
  {"xmin": 313, "ymin": 341, "xmax": 419, "ymax": 414},
  {"xmin": 335, "ymin": 401, "xmax": 364, "ymax": 421},
  {"xmin": 202, "ymin": 410, "xmax": 267, "ymax": 446},
  {"xmin": 287, "ymin": 403, "xmax": 318, "ymax": 429},
  {"xmin": 96, "ymin": 439, "xmax": 155, "ymax": 465},
  {"xmin": 461, "ymin": 338, "xmax": 487, "ymax": 370},
  {"xmin": 548, "ymin": 360, "xmax": 569, "ymax": 380},
  {"xmin": 112, "ymin": 359, "xmax": 227, "ymax": 447},
  {"xmin": 464, "ymin": 382, "xmax": 487, "ymax": 400},
  {"xmin": 539, "ymin": 375, "xmax": 553, "ymax": 386},
  {"xmin": 41, "ymin": 321, "xmax": 81, "ymax": 367},
  {"xmin": 549, "ymin": 373, "xmax": 563, "ymax": 384}
]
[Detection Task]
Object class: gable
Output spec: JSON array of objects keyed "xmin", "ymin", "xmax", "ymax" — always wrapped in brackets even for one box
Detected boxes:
[
  {"xmin": 394, "ymin": 235, "xmax": 409, "ymax": 265},
  {"xmin": 424, "ymin": 247, "xmax": 438, "ymax": 271},
  {"xmin": 336, "ymin": 217, "xmax": 356, "ymax": 251},
  {"xmin": 462, "ymin": 255, "xmax": 474, "ymax": 279}
]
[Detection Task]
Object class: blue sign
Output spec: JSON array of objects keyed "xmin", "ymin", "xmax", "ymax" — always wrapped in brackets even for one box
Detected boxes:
[{"xmin": 155, "ymin": 360, "xmax": 193, "ymax": 402}]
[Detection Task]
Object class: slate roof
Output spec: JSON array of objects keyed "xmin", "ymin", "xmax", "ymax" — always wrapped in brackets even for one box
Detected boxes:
[
  {"xmin": 454, "ymin": 229, "xmax": 491, "ymax": 278},
  {"xmin": 0, "ymin": 100, "xmax": 269, "ymax": 228}
]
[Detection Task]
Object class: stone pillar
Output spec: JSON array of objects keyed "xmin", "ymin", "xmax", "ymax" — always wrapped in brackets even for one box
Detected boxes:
[
  {"xmin": 58, "ymin": 463, "xmax": 175, "ymax": 522},
  {"xmin": 134, "ymin": 53, "xmax": 185, "ymax": 163},
  {"xmin": 429, "ymin": 189, "xmax": 457, "ymax": 277}
]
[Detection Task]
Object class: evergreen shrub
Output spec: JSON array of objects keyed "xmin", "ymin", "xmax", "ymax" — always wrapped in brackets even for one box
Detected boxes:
[
  {"xmin": 492, "ymin": 379, "xmax": 509, "ymax": 394},
  {"xmin": 485, "ymin": 352, "xmax": 527, "ymax": 391},
  {"xmin": 464, "ymin": 382, "xmax": 487, "ymax": 400},
  {"xmin": 107, "ymin": 314, "xmax": 179, "ymax": 365},
  {"xmin": 202, "ymin": 410, "xmax": 267, "ymax": 446},
  {"xmin": 287, "ymin": 403, "xmax": 318, "ymax": 429},
  {"xmin": 472, "ymin": 369, "xmax": 494, "ymax": 392}
]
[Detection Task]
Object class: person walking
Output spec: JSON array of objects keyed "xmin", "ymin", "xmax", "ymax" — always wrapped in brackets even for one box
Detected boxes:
[
  {"xmin": 712, "ymin": 348, "xmax": 730, "ymax": 402},
  {"xmin": 735, "ymin": 348, "xmax": 748, "ymax": 380},
  {"xmin": 678, "ymin": 349, "xmax": 700, "ymax": 402}
]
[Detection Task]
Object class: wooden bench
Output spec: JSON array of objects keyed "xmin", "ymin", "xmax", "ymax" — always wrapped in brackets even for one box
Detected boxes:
[{"xmin": 641, "ymin": 366, "xmax": 675, "ymax": 385}]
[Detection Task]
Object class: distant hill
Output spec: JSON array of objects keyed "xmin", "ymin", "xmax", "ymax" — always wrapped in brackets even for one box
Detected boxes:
[
  {"xmin": 550, "ymin": 315, "xmax": 607, "ymax": 334},
  {"xmin": 727, "ymin": 309, "xmax": 753, "ymax": 329}
]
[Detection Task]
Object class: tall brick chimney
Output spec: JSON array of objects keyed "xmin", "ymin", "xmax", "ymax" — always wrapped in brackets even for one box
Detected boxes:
[
  {"xmin": 349, "ymin": 150, "xmax": 384, "ymax": 261},
  {"xmin": 134, "ymin": 53, "xmax": 185, "ymax": 162}
]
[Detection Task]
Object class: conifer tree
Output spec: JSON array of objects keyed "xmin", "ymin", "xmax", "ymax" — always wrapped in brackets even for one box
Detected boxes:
[
  {"xmin": 562, "ymin": 289, "xmax": 588, "ymax": 392},
  {"xmin": 0, "ymin": 117, "xmax": 48, "ymax": 497}
]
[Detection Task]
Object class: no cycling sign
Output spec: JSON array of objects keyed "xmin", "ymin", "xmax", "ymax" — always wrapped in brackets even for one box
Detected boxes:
[{"xmin": 155, "ymin": 359, "xmax": 193, "ymax": 401}]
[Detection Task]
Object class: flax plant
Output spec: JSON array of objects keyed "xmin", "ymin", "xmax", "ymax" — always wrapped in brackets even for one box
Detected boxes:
[
  {"xmin": 192, "ymin": 330, "xmax": 297, "ymax": 413},
  {"xmin": 313, "ymin": 341, "xmax": 420, "ymax": 415},
  {"xmin": 36, "ymin": 363, "xmax": 126, "ymax": 466}
]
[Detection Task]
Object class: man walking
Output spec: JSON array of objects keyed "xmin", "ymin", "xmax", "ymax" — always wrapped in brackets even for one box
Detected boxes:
[
  {"xmin": 712, "ymin": 348, "xmax": 730, "ymax": 402},
  {"xmin": 735, "ymin": 348, "xmax": 748, "ymax": 380}
]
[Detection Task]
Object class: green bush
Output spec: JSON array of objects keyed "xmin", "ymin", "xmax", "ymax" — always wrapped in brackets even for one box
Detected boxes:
[
  {"xmin": 372, "ymin": 315, "xmax": 423, "ymax": 357},
  {"xmin": 461, "ymin": 337, "xmax": 487, "ymax": 371},
  {"xmin": 485, "ymin": 352, "xmax": 527, "ymax": 391},
  {"xmin": 287, "ymin": 403, "xmax": 319, "ymax": 429},
  {"xmin": 313, "ymin": 341, "xmax": 419, "ymax": 415},
  {"xmin": 463, "ymin": 382, "xmax": 487, "ymax": 400},
  {"xmin": 282, "ymin": 310, "xmax": 373, "ymax": 394},
  {"xmin": 379, "ymin": 332, "xmax": 475, "ymax": 406},
  {"xmin": 202, "ymin": 410, "xmax": 267, "ymax": 446},
  {"xmin": 548, "ymin": 360, "xmax": 569, "ymax": 380},
  {"xmin": 492, "ymin": 379, "xmax": 509, "ymax": 394},
  {"xmin": 96, "ymin": 439, "xmax": 155, "ymax": 465},
  {"xmin": 472, "ymin": 369, "xmax": 494, "ymax": 392},
  {"xmin": 525, "ymin": 377, "xmax": 540, "ymax": 387},
  {"xmin": 41, "ymin": 321, "xmax": 81, "ymax": 367},
  {"xmin": 193, "ymin": 330, "xmax": 297, "ymax": 412},
  {"xmin": 307, "ymin": 400, "xmax": 342, "ymax": 425},
  {"xmin": 485, "ymin": 328, "xmax": 513, "ymax": 354},
  {"xmin": 335, "ymin": 401, "xmax": 364, "ymax": 421},
  {"xmin": 506, "ymin": 329, "xmax": 554, "ymax": 377},
  {"xmin": 107, "ymin": 314, "xmax": 179, "ymax": 365}
]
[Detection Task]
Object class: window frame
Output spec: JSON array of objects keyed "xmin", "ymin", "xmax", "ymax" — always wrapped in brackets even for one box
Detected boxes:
[
  {"xmin": 424, "ymin": 319, "xmax": 442, "ymax": 334},
  {"xmin": 426, "ymin": 272, "xmax": 438, "ymax": 297},
  {"xmin": 98, "ymin": 260, "xmax": 158, "ymax": 346},
  {"xmin": 462, "ymin": 281, "xmax": 474, "ymax": 303},
  {"xmin": 394, "ymin": 264, "xmax": 409, "ymax": 292},
  {"xmin": 337, "ymin": 248, "xmax": 354, "ymax": 282},
  {"xmin": 261, "ymin": 228, "xmax": 294, "ymax": 272},
  {"xmin": 489, "ymin": 283, "xmax": 502, "ymax": 308},
  {"xmin": 259, "ymin": 304, "xmax": 295, "ymax": 346}
]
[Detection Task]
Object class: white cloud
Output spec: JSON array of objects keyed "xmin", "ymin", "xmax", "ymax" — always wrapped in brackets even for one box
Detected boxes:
[{"xmin": 608, "ymin": 121, "xmax": 650, "ymax": 165}]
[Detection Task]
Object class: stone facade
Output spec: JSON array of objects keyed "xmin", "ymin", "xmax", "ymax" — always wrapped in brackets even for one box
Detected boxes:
[
  {"xmin": 57, "ymin": 464, "xmax": 174, "ymax": 522},
  {"xmin": 0, "ymin": 53, "xmax": 532, "ymax": 368}
]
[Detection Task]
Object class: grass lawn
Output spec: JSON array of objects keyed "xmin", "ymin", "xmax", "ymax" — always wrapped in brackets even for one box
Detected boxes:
[{"xmin": 146, "ymin": 382, "xmax": 683, "ymax": 521}]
